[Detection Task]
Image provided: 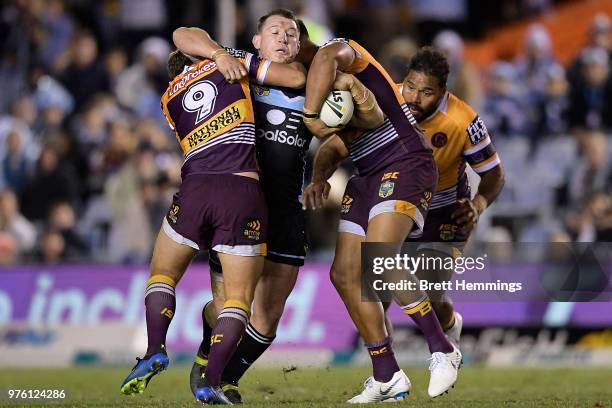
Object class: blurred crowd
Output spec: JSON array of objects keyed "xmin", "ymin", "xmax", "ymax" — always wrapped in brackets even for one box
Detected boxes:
[{"xmin": 0, "ymin": 0, "xmax": 610, "ymax": 265}]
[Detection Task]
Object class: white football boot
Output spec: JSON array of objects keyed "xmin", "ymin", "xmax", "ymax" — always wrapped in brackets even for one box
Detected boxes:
[
  {"xmin": 427, "ymin": 345, "xmax": 462, "ymax": 398},
  {"xmin": 445, "ymin": 312, "xmax": 463, "ymax": 348},
  {"xmin": 347, "ymin": 369, "xmax": 411, "ymax": 403}
]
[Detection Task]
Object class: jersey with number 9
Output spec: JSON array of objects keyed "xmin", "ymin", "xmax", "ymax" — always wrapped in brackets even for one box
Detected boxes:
[{"xmin": 161, "ymin": 48, "xmax": 271, "ymax": 177}]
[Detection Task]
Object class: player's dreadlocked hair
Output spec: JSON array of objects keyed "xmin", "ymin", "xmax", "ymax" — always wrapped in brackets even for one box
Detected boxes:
[
  {"xmin": 167, "ymin": 49, "xmax": 194, "ymax": 80},
  {"xmin": 407, "ymin": 47, "xmax": 450, "ymax": 89},
  {"xmin": 257, "ymin": 8, "xmax": 300, "ymax": 35}
]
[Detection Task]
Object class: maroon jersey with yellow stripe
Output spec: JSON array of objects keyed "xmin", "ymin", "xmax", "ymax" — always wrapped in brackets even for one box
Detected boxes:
[
  {"xmin": 401, "ymin": 89, "xmax": 501, "ymax": 210},
  {"xmin": 161, "ymin": 48, "xmax": 271, "ymax": 177},
  {"xmin": 323, "ymin": 38, "xmax": 431, "ymax": 175}
]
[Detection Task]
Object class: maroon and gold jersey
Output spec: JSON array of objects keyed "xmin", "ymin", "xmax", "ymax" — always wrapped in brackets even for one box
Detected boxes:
[
  {"xmin": 323, "ymin": 39, "xmax": 431, "ymax": 175},
  {"xmin": 161, "ymin": 48, "xmax": 271, "ymax": 177},
  {"xmin": 398, "ymin": 88, "xmax": 501, "ymax": 210}
]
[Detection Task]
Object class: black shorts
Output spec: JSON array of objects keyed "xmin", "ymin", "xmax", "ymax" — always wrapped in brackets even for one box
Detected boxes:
[{"xmin": 209, "ymin": 207, "xmax": 307, "ymax": 272}]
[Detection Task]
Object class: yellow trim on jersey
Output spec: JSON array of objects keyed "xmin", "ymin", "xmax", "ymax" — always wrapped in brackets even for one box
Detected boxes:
[
  {"xmin": 394, "ymin": 200, "xmax": 417, "ymax": 218},
  {"xmin": 179, "ymin": 99, "xmax": 254, "ymax": 155}
]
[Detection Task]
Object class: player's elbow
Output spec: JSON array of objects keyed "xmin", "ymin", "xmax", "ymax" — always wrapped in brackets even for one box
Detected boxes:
[
  {"xmin": 172, "ymin": 27, "xmax": 189, "ymax": 45},
  {"xmin": 314, "ymin": 46, "xmax": 339, "ymax": 67},
  {"xmin": 172, "ymin": 27, "xmax": 206, "ymax": 49}
]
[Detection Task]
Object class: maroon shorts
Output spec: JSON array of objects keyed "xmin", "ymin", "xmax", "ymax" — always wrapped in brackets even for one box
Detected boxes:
[
  {"xmin": 338, "ymin": 153, "xmax": 437, "ymax": 237},
  {"xmin": 405, "ymin": 202, "xmax": 471, "ymax": 257},
  {"xmin": 163, "ymin": 174, "xmax": 267, "ymax": 256}
]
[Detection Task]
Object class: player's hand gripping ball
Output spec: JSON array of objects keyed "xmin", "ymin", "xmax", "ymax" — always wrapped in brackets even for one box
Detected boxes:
[{"xmin": 319, "ymin": 90, "xmax": 354, "ymax": 127}]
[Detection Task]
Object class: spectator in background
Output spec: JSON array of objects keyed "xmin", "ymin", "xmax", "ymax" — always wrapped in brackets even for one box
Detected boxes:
[
  {"xmin": 566, "ymin": 192, "xmax": 612, "ymax": 242},
  {"xmin": 47, "ymin": 201, "xmax": 89, "ymax": 261},
  {"xmin": 59, "ymin": 31, "xmax": 110, "ymax": 109},
  {"xmin": 20, "ymin": 144, "xmax": 80, "ymax": 221},
  {"xmin": 378, "ymin": 36, "xmax": 417, "ymax": 83},
  {"xmin": 30, "ymin": 65, "xmax": 74, "ymax": 131},
  {"xmin": 482, "ymin": 62, "xmax": 530, "ymax": 138},
  {"xmin": 36, "ymin": 229, "xmax": 66, "ymax": 264},
  {"xmin": 568, "ymin": 13, "xmax": 612, "ymax": 84},
  {"xmin": 103, "ymin": 130, "xmax": 154, "ymax": 264},
  {"xmin": 568, "ymin": 47, "xmax": 612, "ymax": 199},
  {"xmin": 433, "ymin": 30, "xmax": 483, "ymax": 108},
  {"xmin": 115, "ymin": 37, "xmax": 170, "ymax": 122},
  {"xmin": 514, "ymin": 24, "xmax": 558, "ymax": 104},
  {"xmin": 534, "ymin": 63, "xmax": 570, "ymax": 137},
  {"xmin": 0, "ymin": 130, "xmax": 35, "ymax": 194},
  {"xmin": 0, "ymin": 189, "xmax": 36, "ymax": 260},
  {"xmin": 104, "ymin": 46, "xmax": 129, "ymax": 90},
  {"xmin": 37, "ymin": 0, "xmax": 75, "ymax": 70}
]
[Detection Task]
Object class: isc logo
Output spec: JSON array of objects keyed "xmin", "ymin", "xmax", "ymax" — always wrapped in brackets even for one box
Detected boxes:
[{"xmin": 381, "ymin": 172, "xmax": 399, "ymax": 181}]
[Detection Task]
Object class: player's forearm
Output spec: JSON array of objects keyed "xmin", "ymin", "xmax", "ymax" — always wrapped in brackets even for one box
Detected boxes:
[
  {"xmin": 264, "ymin": 61, "xmax": 307, "ymax": 89},
  {"xmin": 348, "ymin": 77, "xmax": 384, "ymax": 129},
  {"xmin": 473, "ymin": 164, "xmax": 505, "ymax": 213},
  {"xmin": 173, "ymin": 27, "xmax": 223, "ymax": 59},
  {"xmin": 304, "ymin": 48, "xmax": 339, "ymax": 114},
  {"xmin": 312, "ymin": 136, "xmax": 348, "ymax": 182}
]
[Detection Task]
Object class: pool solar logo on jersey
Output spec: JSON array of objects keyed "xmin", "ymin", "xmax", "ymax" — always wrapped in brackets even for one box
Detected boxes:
[
  {"xmin": 467, "ymin": 116, "xmax": 488, "ymax": 145},
  {"xmin": 182, "ymin": 80, "xmax": 218, "ymax": 125},
  {"xmin": 378, "ymin": 181, "xmax": 395, "ymax": 198}
]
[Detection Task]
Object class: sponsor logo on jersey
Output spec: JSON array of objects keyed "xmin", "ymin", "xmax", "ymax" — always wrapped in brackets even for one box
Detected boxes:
[
  {"xmin": 168, "ymin": 204, "xmax": 180, "ymax": 223},
  {"xmin": 243, "ymin": 219, "xmax": 262, "ymax": 241},
  {"xmin": 467, "ymin": 116, "xmax": 488, "ymax": 145},
  {"xmin": 257, "ymin": 129, "xmax": 306, "ymax": 147},
  {"xmin": 184, "ymin": 104, "xmax": 243, "ymax": 150},
  {"xmin": 168, "ymin": 61, "xmax": 217, "ymax": 97},
  {"xmin": 369, "ymin": 346, "xmax": 388, "ymax": 356},
  {"xmin": 252, "ymin": 85, "xmax": 270, "ymax": 96},
  {"xmin": 341, "ymin": 194, "xmax": 353, "ymax": 214},
  {"xmin": 378, "ymin": 180, "xmax": 395, "ymax": 198},
  {"xmin": 381, "ymin": 171, "xmax": 399, "ymax": 181},
  {"xmin": 431, "ymin": 132, "xmax": 448, "ymax": 148},
  {"xmin": 439, "ymin": 223, "xmax": 458, "ymax": 241},
  {"xmin": 420, "ymin": 191, "xmax": 432, "ymax": 211}
]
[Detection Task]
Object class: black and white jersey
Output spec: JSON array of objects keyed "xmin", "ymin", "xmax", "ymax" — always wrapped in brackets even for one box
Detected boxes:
[{"xmin": 252, "ymin": 84, "xmax": 312, "ymax": 211}]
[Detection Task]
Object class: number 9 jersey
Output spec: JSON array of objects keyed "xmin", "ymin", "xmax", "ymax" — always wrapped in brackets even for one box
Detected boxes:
[{"xmin": 160, "ymin": 48, "xmax": 272, "ymax": 178}]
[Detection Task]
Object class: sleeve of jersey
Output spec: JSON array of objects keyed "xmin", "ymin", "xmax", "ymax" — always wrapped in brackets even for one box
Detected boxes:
[
  {"xmin": 160, "ymin": 99, "xmax": 175, "ymax": 131},
  {"xmin": 463, "ymin": 115, "xmax": 501, "ymax": 174},
  {"xmin": 320, "ymin": 38, "xmax": 363, "ymax": 74},
  {"xmin": 224, "ymin": 46, "xmax": 271, "ymax": 85}
]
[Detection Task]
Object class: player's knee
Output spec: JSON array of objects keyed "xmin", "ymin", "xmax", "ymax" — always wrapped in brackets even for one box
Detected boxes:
[{"xmin": 330, "ymin": 262, "xmax": 351, "ymax": 293}]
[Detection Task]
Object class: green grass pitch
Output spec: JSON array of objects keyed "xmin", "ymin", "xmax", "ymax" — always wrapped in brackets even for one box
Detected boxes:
[{"xmin": 1, "ymin": 366, "xmax": 611, "ymax": 407}]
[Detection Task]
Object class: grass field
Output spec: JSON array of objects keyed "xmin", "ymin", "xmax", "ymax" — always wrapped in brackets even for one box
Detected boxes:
[{"xmin": 1, "ymin": 366, "xmax": 611, "ymax": 407}]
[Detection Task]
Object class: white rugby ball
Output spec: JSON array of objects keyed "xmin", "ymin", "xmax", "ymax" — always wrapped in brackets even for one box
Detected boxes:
[{"xmin": 319, "ymin": 90, "xmax": 354, "ymax": 127}]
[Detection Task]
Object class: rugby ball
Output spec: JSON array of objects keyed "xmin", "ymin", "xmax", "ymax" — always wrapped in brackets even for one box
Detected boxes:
[{"xmin": 320, "ymin": 90, "xmax": 354, "ymax": 127}]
